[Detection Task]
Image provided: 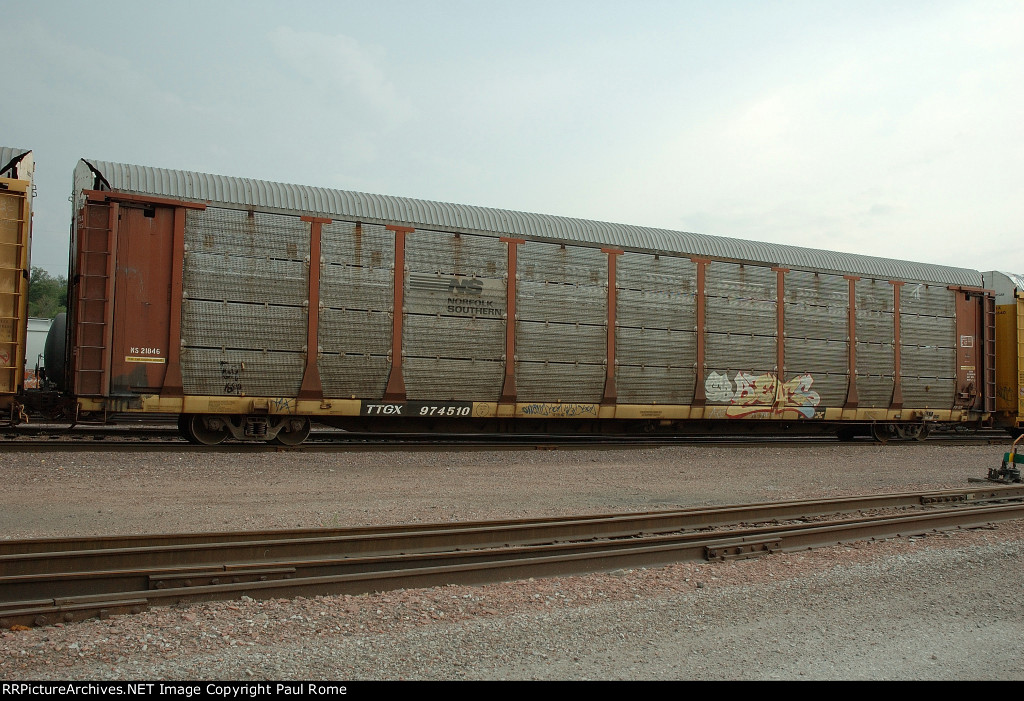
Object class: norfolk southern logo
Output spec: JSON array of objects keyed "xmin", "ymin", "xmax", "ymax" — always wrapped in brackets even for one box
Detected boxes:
[
  {"xmin": 409, "ymin": 273, "xmax": 482, "ymax": 294},
  {"xmin": 408, "ymin": 273, "xmax": 502, "ymax": 317},
  {"xmin": 447, "ymin": 277, "xmax": 484, "ymax": 294}
]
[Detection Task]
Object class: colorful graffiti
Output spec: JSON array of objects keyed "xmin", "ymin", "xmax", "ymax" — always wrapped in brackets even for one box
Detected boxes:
[{"xmin": 705, "ymin": 371, "xmax": 821, "ymax": 419}]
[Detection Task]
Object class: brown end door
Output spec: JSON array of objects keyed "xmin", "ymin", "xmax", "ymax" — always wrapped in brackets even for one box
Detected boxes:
[{"xmin": 108, "ymin": 204, "xmax": 174, "ymax": 394}]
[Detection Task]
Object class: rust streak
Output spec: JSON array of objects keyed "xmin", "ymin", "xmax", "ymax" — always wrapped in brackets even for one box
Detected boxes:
[
  {"xmin": 499, "ymin": 239, "xmax": 524, "ymax": 403},
  {"xmin": 602, "ymin": 250, "xmax": 623, "ymax": 405},
  {"xmin": 774, "ymin": 268, "xmax": 787, "ymax": 381},
  {"xmin": 298, "ymin": 220, "xmax": 325, "ymax": 401},
  {"xmin": 844, "ymin": 276, "xmax": 858, "ymax": 409},
  {"xmin": 890, "ymin": 281, "xmax": 905, "ymax": 410},
  {"xmin": 384, "ymin": 226, "xmax": 414, "ymax": 400},
  {"xmin": 692, "ymin": 259, "xmax": 709, "ymax": 406},
  {"xmin": 161, "ymin": 208, "xmax": 187, "ymax": 398}
]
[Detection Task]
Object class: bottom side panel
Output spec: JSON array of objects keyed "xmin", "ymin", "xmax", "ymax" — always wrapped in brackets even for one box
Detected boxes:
[{"xmin": 79, "ymin": 394, "xmax": 983, "ymax": 427}]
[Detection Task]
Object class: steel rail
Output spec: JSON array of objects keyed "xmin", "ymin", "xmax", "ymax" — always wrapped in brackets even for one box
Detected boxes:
[
  {"xmin": 3, "ymin": 500, "xmax": 1023, "ymax": 629},
  {"xmin": 2, "ymin": 487, "xmax": 1024, "ymax": 628},
  {"xmin": 0, "ymin": 431, "xmax": 1011, "ymax": 452},
  {"xmin": 3, "ymin": 498, "xmax": 1017, "ymax": 601},
  {"xmin": 4, "ymin": 485, "xmax": 1022, "ymax": 567}
]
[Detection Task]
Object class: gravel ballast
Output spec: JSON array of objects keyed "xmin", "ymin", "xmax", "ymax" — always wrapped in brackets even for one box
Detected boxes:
[{"xmin": 1, "ymin": 441, "xmax": 1021, "ymax": 680}]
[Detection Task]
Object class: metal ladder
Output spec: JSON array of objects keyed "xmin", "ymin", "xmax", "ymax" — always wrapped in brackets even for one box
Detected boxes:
[
  {"xmin": 72, "ymin": 201, "xmax": 118, "ymax": 397},
  {"xmin": 983, "ymin": 294, "xmax": 996, "ymax": 413},
  {"xmin": 0, "ymin": 186, "xmax": 28, "ymax": 398}
]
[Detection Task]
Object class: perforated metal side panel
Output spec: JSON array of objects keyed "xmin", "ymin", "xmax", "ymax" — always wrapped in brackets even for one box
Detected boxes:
[
  {"xmin": 180, "ymin": 207, "xmax": 309, "ymax": 396},
  {"xmin": 319, "ymin": 221, "xmax": 393, "ymax": 399},
  {"xmin": 615, "ymin": 253, "xmax": 697, "ymax": 403},
  {"xmin": 855, "ymin": 278, "xmax": 895, "ymax": 407},
  {"xmin": 402, "ymin": 230, "xmax": 506, "ymax": 400},
  {"xmin": 516, "ymin": 242, "xmax": 606, "ymax": 403},
  {"xmin": 704, "ymin": 262, "xmax": 776, "ymax": 403},
  {"xmin": 900, "ymin": 284, "xmax": 956, "ymax": 408},
  {"xmin": 783, "ymin": 271, "xmax": 849, "ymax": 407}
]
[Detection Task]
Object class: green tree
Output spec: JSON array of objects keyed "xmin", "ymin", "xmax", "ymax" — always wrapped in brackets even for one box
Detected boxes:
[{"xmin": 28, "ymin": 267, "xmax": 67, "ymax": 318}]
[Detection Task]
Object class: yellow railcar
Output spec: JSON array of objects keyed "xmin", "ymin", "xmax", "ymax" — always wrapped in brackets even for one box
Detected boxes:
[
  {"xmin": 0, "ymin": 148, "xmax": 33, "ymax": 422},
  {"xmin": 985, "ymin": 271, "xmax": 1024, "ymax": 435}
]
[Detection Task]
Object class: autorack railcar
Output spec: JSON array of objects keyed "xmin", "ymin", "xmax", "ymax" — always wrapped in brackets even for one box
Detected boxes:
[{"xmin": 19, "ymin": 155, "xmax": 998, "ymax": 445}]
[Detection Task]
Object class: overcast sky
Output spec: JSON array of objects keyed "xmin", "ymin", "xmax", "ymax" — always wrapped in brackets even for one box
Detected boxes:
[{"xmin": 3, "ymin": 0, "xmax": 1022, "ymax": 277}]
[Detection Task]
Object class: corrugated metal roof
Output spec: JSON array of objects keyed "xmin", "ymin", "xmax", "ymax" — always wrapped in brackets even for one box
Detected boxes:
[
  {"xmin": 983, "ymin": 271, "xmax": 1024, "ymax": 304},
  {"xmin": 1002, "ymin": 271, "xmax": 1024, "ymax": 291},
  {"xmin": 78, "ymin": 158, "xmax": 983, "ymax": 286},
  {"xmin": 0, "ymin": 147, "xmax": 31, "ymax": 179}
]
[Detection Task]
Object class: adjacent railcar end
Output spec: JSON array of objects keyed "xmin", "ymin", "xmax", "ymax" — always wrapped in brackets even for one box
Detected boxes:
[{"xmin": 0, "ymin": 147, "xmax": 34, "ymax": 425}]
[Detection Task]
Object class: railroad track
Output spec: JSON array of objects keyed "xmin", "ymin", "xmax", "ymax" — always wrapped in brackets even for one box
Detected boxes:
[
  {"xmin": 3, "ymin": 485, "xmax": 1023, "ymax": 629},
  {"xmin": 0, "ymin": 426, "xmax": 1012, "ymax": 451}
]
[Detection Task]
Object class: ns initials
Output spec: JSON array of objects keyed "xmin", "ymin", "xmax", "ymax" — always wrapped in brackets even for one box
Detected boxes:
[{"xmin": 448, "ymin": 278, "xmax": 483, "ymax": 294}]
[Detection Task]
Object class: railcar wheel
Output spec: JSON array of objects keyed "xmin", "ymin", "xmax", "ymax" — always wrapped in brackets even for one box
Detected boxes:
[
  {"xmin": 871, "ymin": 423, "xmax": 894, "ymax": 444},
  {"xmin": 187, "ymin": 415, "xmax": 228, "ymax": 446},
  {"xmin": 273, "ymin": 418, "xmax": 311, "ymax": 446},
  {"xmin": 894, "ymin": 423, "xmax": 930, "ymax": 442}
]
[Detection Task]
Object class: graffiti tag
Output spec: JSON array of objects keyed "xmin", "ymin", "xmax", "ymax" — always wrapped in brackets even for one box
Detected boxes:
[
  {"xmin": 272, "ymin": 397, "xmax": 295, "ymax": 413},
  {"xmin": 220, "ymin": 362, "xmax": 243, "ymax": 395},
  {"xmin": 520, "ymin": 403, "xmax": 599, "ymax": 418},
  {"xmin": 704, "ymin": 371, "xmax": 821, "ymax": 419}
]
